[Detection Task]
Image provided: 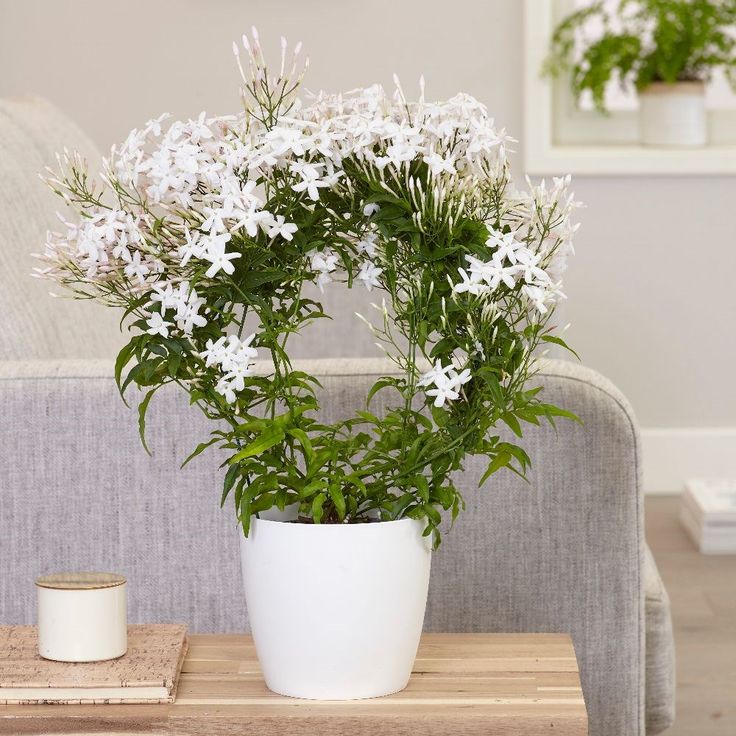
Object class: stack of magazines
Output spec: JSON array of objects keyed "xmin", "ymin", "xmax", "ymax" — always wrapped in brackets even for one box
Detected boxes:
[
  {"xmin": 680, "ymin": 479, "xmax": 736, "ymax": 554},
  {"xmin": 0, "ymin": 624, "xmax": 187, "ymax": 704}
]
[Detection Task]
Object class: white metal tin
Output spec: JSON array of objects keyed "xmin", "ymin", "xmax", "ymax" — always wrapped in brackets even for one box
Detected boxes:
[{"xmin": 36, "ymin": 572, "xmax": 127, "ymax": 662}]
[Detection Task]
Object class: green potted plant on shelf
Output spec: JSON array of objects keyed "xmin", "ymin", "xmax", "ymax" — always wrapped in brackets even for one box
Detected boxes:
[
  {"xmin": 544, "ymin": 0, "xmax": 736, "ymax": 146},
  {"xmin": 34, "ymin": 30, "xmax": 580, "ymax": 700}
]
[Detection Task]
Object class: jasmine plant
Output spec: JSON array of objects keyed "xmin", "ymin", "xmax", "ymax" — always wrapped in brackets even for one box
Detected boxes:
[{"xmin": 35, "ymin": 30, "xmax": 580, "ymax": 547}]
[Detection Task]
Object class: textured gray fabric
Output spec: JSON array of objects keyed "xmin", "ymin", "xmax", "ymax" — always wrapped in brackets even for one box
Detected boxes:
[
  {"xmin": 0, "ymin": 96, "xmax": 123, "ymax": 360},
  {"xmin": 644, "ymin": 545, "xmax": 676, "ymax": 734},
  {"xmin": 0, "ymin": 357, "xmax": 674, "ymax": 736}
]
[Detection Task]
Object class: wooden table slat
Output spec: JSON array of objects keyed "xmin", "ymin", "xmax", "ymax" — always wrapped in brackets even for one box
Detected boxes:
[{"xmin": 0, "ymin": 633, "xmax": 588, "ymax": 735}]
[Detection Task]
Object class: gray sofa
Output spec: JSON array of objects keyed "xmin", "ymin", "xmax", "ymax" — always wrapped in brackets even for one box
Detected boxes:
[{"xmin": 0, "ymin": 97, "xmax": 675, "ymax": 736}]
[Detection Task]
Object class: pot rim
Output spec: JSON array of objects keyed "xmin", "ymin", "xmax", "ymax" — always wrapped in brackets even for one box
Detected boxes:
[
  {"xmin": 248, "ymin": 516, "xmax": 423, "ymax": 531},
  {"xmin": 640, "ymin": 80, "xmax": 706, "ymax": 96}
]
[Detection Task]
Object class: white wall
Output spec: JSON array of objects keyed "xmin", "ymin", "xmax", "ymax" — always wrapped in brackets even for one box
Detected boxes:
[{"xmin": 2, "ymin": 0, "xmax": 735, "ymax": 447}]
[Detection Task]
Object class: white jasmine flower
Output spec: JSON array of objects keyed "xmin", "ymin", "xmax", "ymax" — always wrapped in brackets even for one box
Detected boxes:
[
  {"xmin": 423, "ymin": 150, "xmax": 456, "ymax": 176},
  {"xmin": 357, "ymin": 231, "xmax": 379, "ymax": 258},
  {"xmin": 309, "ymin": 248, "xmax": 339, "ymax": 291},
  {"xmin": 418, "ymin": 361, "xmax": 454, "ymax": 387},
  {"xmin": 425, "ymin": 369, "xmax": 471, "ymax": 408},
  {"xmin": 146, "ymin": 312, "xmax": 173, "ymax": 338},
  {"xmin": 419, "ymin": 361, "xmax": 472, "ymax": 407},
  {"xmin": 267, "ymin": 215, "xmax": 298, "ymax": 241},
  {"xmin": 239, "ymin": 208, "xmax": 276, "ymax": 238},
  {"xmin": 179, "ymin": 228, "xmax": 205, "ymax": 266},
  {"xmin": 522, "ymin": 284, "xmax": 550, "ymax": 314},
  {"xmin": 215, "ymin": 377, "xmax": 237, "ymax": 404},
  {"xmin": 203, "ymin": 333, "xmax": 258, "ymax": 404},
  {"xmin": 144, "ymin": 112, "xmax": 169, "ymax": 138},
  {"xmin": 96, "ymin": 210, "xmax": 127, "ymax": 244},
  {"xmin": 150, "ymin": 282, "xmax": 178, "ymax": 315},
  {"xmin": 452, "ymin": 267, "xmax": 486, "ymax": 296},
  {"xmin": 290, "ymin": 161, "xmax": 330, "ymax": 201},
  {"xmin": 486, "ymin": 227, "xmax": 524, "ymax": 264},
  {"xmin": 201, "ymin": 336, "xmax": 229, "ymax": 367},
  {"xmin": 265, "ymin": 126, "xmax": 309, "ymax": 157},
  {"xmin": 123, "ymin": 250, "xmax": 151, "ymax": 284},
  {"xmin": 515, "ymin": 250, "xmax": 549, "ymax": 285},
  {"xmin": 201, "ymin": 206, "xmax": 228, "ymax": 234},
  {"xmin": 174, "ymin": 284, "xmax": 208, "ymax": 334},
  {"xmin": 202, "ymin": 233, "xmax": 240, "ymax": 277},
  {"xmin": 363, "ymin": 203, "xmax": 380, "ymax": 217},
  {"xmin": 357, "ymin": 261, "xmax": 382, "ymax": 291}
]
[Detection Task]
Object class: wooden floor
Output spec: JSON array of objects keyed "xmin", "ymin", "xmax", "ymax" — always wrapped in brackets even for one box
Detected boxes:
[{"xmin": 646, "ymin": 496, "xmax": 736, "ymax": 736}]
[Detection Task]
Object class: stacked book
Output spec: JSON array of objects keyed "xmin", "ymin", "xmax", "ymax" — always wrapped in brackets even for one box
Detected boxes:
[
  {"xmin": 0, "ymin": 624, "xmax": 187, "ymax": 704},
  {"xmin": 680, "ymin": 479, "xmax": 736, "ymax": 554}
]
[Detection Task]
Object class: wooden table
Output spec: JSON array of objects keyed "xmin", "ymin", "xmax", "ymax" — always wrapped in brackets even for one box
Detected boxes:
[{"xmin": 0, "ymin": 633, "xmax": 588, "ymax": 735}]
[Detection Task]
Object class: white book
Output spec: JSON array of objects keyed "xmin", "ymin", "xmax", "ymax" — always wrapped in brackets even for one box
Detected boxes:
[
  {"xmin": 680, "ymin": 502, "xmax": 736, "ymax": 555},
  {"xmin": 683, "ymin": 479, "xmax": 736, "ymax": 524},
  {"xmin": 0, "ymin": 624, "xmax": 187, "ymax": 704}
]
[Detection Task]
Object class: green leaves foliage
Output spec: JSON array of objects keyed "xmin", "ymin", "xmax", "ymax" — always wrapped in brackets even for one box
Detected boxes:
[
  {"xmin": 103, "ymin": 89, "xmax": 581, "ymax": 552},
  {"xmin": 544, "ymin": 0, "xmax": 736, "ymax": 112}
]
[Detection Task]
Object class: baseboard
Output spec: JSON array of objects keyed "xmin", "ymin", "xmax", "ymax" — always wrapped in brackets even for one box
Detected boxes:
[{"xmin": 642, "ymin": 428, "xmax": 736, "ymax": 494}]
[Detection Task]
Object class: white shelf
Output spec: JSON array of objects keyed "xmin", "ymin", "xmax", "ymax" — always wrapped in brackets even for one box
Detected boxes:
[
  {"xmin": 523, "ymin": 0, "xmax": 736, "ymax": 176},
  {"xmin": 526, "ymin": 143, "xmax": 736, "ymax": 176}
]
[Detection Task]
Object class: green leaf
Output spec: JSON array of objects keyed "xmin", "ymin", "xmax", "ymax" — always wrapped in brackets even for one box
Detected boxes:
[
  {"xmin": 230, "ymin": 427, "xmax": 285, "ymax": 463},
  {"xmin": 220, "ymin": 464, "xmax": 240, "ymax": 507},
  {"xmin": 287, "ymin": 428, "xmax": 315, "ymax": 464},
  {"xmin": 328, "ymin": 484, "xmax": 346, "ymax": 520},
  {"xmin": 392, "ymin": 492, "xmax": 417, "ymax": 518},
  {"xmin": 345, "ymin": 473, "xmax": 368, "ymax": 497},
  {"xmin": 137, "ymin": 389, "xmax": 156, "ymax": 456},
  {"xmin": 114, "ymin": 342, "xmax": 137, "ymax": 405},
  {"xmin": 366, "ymin": 377, "xmax": 400, "ymax": 405},
  {"xmin": 478, "ymin": 450, "xmax": 512, "ymax": 486},
  {"xmin": 311, "ymin": 492, "xmax": 327, "ymax": 524},
  {"xmin": 239, "ymin": 489, "xmax": 253, "ymax": 536},
  {"xmin": 540, "ymin": 403, "xmax": 583, "ymax": 427},
  {"xmin": 241, "ymin": 269, "xmax": 288, "ymax": 290},
  {"xmin": 431, "ymin": 405, "xmax": 449, "ymax": 427},
  {"xmin": 414, "ymin": 475, "xmax": 430, "ymax": 502},
  {"xmin": 422, "ymin": 504, "xmax": 442, "ymax": 525},
  {"xmin": 167, "ymin": 351, "xmax": 182, "ymax": 378},
  {"xmin": 501, "ymin": 412, "xmax": 523, "ymax": 438},
  {"xmin": 181, "ymin": 436, "xmax": 221, "ymax": 468},
  {"xmin": 541, "ymin": 334, "xmax": 580, "ymax": 360},
  {"xmin": 355, "ymin": 410, "xmax": 381, "ymax": 425},
  {"xmin": 121, "ymin": 358, "xmax": 163, "ymax": 394}
]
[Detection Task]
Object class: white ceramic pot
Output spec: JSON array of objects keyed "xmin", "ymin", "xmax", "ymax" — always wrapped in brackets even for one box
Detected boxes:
[
  {"xmin": 638, "ymin": 81, "xmax": 707, "ymax": 147},
  {"xmin": 240, "ymin": 517, "xmax": 431, "ymax": 700},
  {"xmin": 36, "ymin": 572, "xmax": 127, "ymax": 662}
]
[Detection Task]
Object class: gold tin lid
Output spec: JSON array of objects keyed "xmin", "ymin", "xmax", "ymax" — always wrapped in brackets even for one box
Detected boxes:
[{"xmin": 35, "ymin": 572, "xmax": 127, "ymax": 590}]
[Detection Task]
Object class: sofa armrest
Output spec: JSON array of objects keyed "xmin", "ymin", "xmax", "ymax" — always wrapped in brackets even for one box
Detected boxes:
[{"xmin": 644, "ymin": 544, "xmax": 676, "ymax": 734}]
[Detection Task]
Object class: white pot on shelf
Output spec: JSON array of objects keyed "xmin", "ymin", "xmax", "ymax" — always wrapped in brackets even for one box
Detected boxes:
[
  {"xmin": 240, "ymin": 516, "xmax": 431, "ymax": 700},
  {"xmin": 638, "ymin": 81, "xmax": 707, "ymax": 147}
]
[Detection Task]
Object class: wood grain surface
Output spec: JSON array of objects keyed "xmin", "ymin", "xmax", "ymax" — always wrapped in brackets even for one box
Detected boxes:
[{"xmin": 0, "ymin": 632, "xmax": 587, "ymax": 735}]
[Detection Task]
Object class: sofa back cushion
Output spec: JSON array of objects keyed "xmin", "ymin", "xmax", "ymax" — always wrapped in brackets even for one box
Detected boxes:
[{"xmin": 0, "ymin": 96, "xmax": 122, "ymax": 359}]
